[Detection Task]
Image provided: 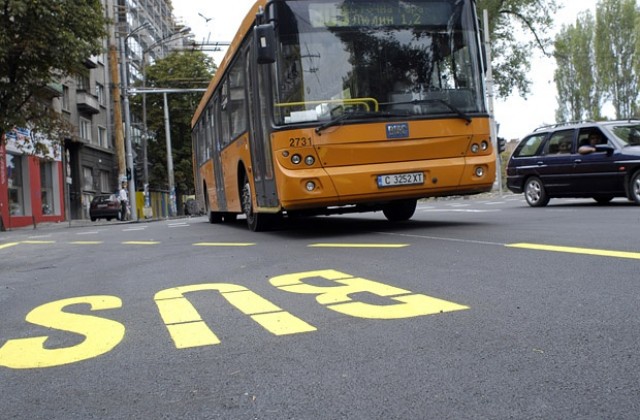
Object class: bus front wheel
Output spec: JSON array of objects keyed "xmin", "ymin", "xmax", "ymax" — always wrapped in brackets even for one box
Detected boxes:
[
  {"xmin": 382, "ymin": 199, "xmax": 417, "ymax": 222},
  {"xmin": 241, "ymin": 177, "xmax": 272, "ymax": 231}
]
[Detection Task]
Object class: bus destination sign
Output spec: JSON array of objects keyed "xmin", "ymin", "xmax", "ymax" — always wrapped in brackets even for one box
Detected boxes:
[{"xmin": 309, "ymin": 1, "xmax": 453, "ymax": 28}]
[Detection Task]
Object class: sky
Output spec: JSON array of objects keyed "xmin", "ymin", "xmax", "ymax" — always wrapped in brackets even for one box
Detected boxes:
[{"xmin": 173, "ymin": 0, "xmax": 598, "ymax": 140}]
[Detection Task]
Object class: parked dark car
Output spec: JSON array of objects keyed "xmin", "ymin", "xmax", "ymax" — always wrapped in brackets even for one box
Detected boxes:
[
  {"xmin": 506, "ymin": 120, "xmax": 640, "ymax": 207},
  {"xmin": 89, "ymin": 194, "xmax": 122, "ymax": 221}
]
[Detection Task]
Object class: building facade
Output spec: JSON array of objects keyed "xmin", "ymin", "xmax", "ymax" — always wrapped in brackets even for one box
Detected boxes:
[
  {"xmin": 1, "ymin": 0, "xmax": 186, "ymax": 229},
  {"xmin": 0, "ymin": 128, "xmax": 65, "ymax": 230}
]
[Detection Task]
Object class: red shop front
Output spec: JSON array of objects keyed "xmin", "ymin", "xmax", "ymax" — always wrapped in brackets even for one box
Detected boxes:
[{"xmin": 1, "ymin": 129, "xmax": 65, "ymax": 230}]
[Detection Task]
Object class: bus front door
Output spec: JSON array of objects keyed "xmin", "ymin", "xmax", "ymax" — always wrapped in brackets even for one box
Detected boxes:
[{"xmin": 246, "ymin": 47, "xmax": 278, "ymax": 208}]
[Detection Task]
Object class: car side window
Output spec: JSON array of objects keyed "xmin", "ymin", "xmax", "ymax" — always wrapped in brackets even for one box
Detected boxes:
[
  {"xmin": 578, "ymin": 128, "xmax": 608, "ymax": 148},
  {"xmin": 544, "ymin": 129, "xmax": 575, "ymax": 155},
  {"xmin": 514, "ymin": 134, "xmax": 546, "ymax": 157}
]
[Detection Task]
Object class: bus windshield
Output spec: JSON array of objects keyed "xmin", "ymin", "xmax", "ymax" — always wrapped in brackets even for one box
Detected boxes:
[{"xmin": 273, "ymin": 0, "xmax": 486, "ymax": 125}]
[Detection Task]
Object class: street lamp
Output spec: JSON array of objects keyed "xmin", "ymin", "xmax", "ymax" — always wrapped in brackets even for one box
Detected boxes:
[{"xmin": 120, "ymin": 22, "xmax": 151, "ymax": 222}]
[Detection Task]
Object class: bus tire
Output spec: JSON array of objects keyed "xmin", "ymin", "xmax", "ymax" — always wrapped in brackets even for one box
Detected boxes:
[
  {"xmin": 383, "ymin": 199, "xmax": 417, "ymax": 222},
  {"xmin": 209, "ymin": 211, "xmax": 223, "ymax": 223},
  {"xmin": 242, "ymin": 176, "xmax": 271, "ymax": 231}
]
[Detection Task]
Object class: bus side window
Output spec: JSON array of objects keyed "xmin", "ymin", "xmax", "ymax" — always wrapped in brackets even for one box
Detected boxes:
[{"xmin": 229, "ymin": 56, "xmax": 248, "ymax": 139}]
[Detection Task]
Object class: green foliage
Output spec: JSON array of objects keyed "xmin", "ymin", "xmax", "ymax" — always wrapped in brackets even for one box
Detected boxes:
[
  {"xmin": 0, "ymin": 0, "xmax": 108, "ymax": 143},
  {"xmin": 477, "ymin": 0, "xmax": 559, "ymax": 99},
  {"xmin": 556, "ymin": 0, "xmax": 640, "ymax": 121},
  {"xmin": 134, "ymin": 50, "xmax": 215, "ymax": 196},
  {"xmin": 554, "ymin": 11, "xmax": 602, "ymax": 122},
  {"xmin": 595, "ymin": 0, "xmax": 639, "ymax": 119}
]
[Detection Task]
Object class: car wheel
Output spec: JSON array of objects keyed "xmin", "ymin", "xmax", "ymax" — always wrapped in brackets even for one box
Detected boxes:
[
  {"xmin": 91, "ymin": 217, "xmax": 97, "ymax": 222},
  {"xmin": 630, "ymin": 171, "xmax": 640, "ymax": 205},
  {"xmin": 524, "ymin": 177, "xmax": 549, "ymax": 207},
  {"xmin": 383, "ymin": 199, "xmax": 417, "ymax": 222}
]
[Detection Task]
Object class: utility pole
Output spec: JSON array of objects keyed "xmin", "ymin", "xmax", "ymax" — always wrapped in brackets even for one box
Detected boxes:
[
  {"xmin": 483, "ymin": 10, "xmax": 502, "ymax": 195},
  {"xmin": 109, "ymin": 44, "xmax": 126, "ymax": 182}
]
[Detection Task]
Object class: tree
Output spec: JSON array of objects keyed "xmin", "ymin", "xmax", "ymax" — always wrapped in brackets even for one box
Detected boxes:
[
  {"xmin": 0, "ymin": 0, "xmax": 108, "ymax": 146},
  {"xmin": 555, "ymin": 0, "xmax": 640, "ymax": 121},
  {"xmin": 477, "ymin": 0, "xmax": 559, "ymax": 99},
  {"xmin": 554, "ymin": 11, "xmax": 603, "ymax": 122},
  {"xmin": 595, "ymin": 0, "xmax": 639, "ymax": 119},
  {"xmin": 135, "ymin": 50, "xmax": 215, "ymax": 203}
]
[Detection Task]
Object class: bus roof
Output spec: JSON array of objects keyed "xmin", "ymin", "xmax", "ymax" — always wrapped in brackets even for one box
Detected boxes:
[{"xmin": 191, "ymin": 0, "xmax": 266, "ymax": 128}]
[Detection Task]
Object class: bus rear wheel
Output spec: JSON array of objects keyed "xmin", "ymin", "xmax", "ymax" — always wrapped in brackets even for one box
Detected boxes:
[
  {"xmin": 241, "ymin": 177, "xmax": 273, "ymax": 231},
  {"xmin": 383, "ymin": 199, "xmax": 417, "ymax": 222}
]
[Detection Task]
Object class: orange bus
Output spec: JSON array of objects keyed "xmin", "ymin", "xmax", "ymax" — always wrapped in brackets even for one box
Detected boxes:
[{"xmin": 192, "ymin": 0, "xmax": 495, "ymax": 231}]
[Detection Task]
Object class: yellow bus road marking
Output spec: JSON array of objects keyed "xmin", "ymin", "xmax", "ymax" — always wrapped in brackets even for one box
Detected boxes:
[
  {"xmin": 20, "ymin": 240, "xmax": 56, "ymax": 245},
  {"xmin": 193, "ymin": 242, "xmax": 256, "ymax": 247},
  {"xmin": 507, "ymin": 243, "xmax": 640, "ymax": 260},
  {"xmin": 70, "ymin": 241, "xmax": 104, "ymax": 245},
  {"xmin": 122, "ymin": 241, "xmax": 161, "ymax": 245},
  {"xmin": 308, "ymin": 243, "xmax": 409, "ymax": 248},
  {"xmin": 0, "ymin": 242, "xmax": 20, "ymax": 250}
]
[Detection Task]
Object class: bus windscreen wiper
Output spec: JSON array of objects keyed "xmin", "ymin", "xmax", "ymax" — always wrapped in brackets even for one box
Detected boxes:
[
  {"xmin": 386, "ymin": 98, "xmax": 472, "ymax": 125},
  {"xmin": 315, "ymin": 110, "xmax": 410, "ymax": 135}
]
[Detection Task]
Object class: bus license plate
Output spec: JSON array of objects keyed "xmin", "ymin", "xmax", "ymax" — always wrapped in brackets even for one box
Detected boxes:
[{"xmin": 377, "ymin": 172, "xmax": 424, "ymax": 188}]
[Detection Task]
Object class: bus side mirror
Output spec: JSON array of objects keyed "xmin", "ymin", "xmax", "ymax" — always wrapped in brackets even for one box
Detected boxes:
[{"xmin": 255, "ymin": 23, "xmax": 276, "ymax": 64}]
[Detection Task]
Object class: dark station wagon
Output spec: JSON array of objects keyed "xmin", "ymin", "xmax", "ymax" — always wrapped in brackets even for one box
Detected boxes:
[{"xmin": 506, "ymin": 120, "xmax": 640, "ymax": 207}]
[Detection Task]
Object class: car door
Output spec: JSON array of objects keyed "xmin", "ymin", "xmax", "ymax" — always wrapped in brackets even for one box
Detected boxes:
[
  {"xmin": 571, "ymin": 128, "xmax": 625, "ymax": 195},
  {"xmin": 534, "ymin": 129, "xmax": 577, "ymax": 195}
]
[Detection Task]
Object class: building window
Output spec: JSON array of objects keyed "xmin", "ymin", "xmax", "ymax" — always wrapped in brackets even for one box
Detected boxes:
[
  {"xmin": 7, "ymin": 154, "xmax": 29, "ymax": 216},
  {"xmin": 98, "ymin": 126, "xmax": 108, "ymax": 148},
  {"xmin": 40, "ymin": 161, "xmax": 60, "ymax": 216},
  {"xmin": 77, "ymin": 74, "xmax": 90, "ymax": 92},
  {"xmin": 62, "ymin": 85, "xmax": 70, "ymax": 111},
  {"xmin": 83, "ymin": 166, "xmax": 94, "ymax": 191},
  {"xmin": 100, "ymin": 171, "xmax": 111, "ymax": 193},
  {"xmin": 96, "ymin": 83, "xmax": 105, "ymax": 106},
  {"xmin": 80, "ymin": 117, "xmax": 92, "ymax": 142}
]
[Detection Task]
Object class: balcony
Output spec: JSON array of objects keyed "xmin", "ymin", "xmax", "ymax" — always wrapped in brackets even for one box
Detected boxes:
[
  {"xmin": 84, "ymin": 56, "xmax": 99, "ymax": 69},
  {"xmin": 39, "ymin": 83, "xmax": 63, "ymax": 99},
  {"xmin": 76, "ymin": 91, "xmax": 100, "ymax": 114}
]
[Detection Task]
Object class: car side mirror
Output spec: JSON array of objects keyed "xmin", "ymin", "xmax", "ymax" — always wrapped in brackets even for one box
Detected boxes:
[{"xmin": 595, "ymin": 144, "xmax": 615, "ymax": 156}]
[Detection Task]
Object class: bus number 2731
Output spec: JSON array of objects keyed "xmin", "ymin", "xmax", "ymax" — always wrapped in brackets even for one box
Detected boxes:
[{"xmin": 289, "ymin": 137, "xmax": 312, "ymax": 147}]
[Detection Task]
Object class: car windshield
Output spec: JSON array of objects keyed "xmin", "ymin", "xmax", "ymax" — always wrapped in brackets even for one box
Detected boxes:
[
  {"xmin": 607, "ymin": 123, "xmax": 640, "ymax": 146},
  {"xmin": 272, "ymin": 0, "xmax": 486, "ymax": 125}
]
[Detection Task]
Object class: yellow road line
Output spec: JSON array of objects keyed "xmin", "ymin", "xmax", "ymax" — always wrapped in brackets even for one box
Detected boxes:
[
  {"xmin": 193, "ymin": 242, "xmax": 255, "ymax": 247},
  {"xmin": 122, "ymin": 241, "xmax": 161, "ymax": 245},
  {"xmin": 20, "ymin": 240, "xmax": 56, "ymax": 245},
  {"xmin": 0, "ymin": 242, "xmax": 20, "ymax": 250},
  {"xmin": 309, "ymin": 243, "xmax": 409, "ymax": 248},
  {"xmin": 507, "ymin": 243, "xmax": 640, "ymax": 260}
]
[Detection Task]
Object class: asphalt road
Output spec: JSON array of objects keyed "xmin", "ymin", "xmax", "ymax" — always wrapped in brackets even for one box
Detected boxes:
[{"xmin": 1, "ymin": 194, "xmax": 639, "ymax": 419}]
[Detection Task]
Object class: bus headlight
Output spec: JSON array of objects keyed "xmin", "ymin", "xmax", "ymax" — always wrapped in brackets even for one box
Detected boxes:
[
  {"xmin": 305, "ymin": 155, "xmax": 315, "ymax": 166},
  {"xmin": 305, "ymin": 181, "xmax": 316, "ymax": 191},
  {"xmin": 475, "ymin": 166, "xmax": 485, "ymax": 177},
  {"xmin": 481, "ymin": 141, "xmax": 489, "ymax": 151},
  {"xmin": 471, "ymin": 143, "xmax": 480, "ymax": 154},
  {"xmin": 291, "ymin": 154, "xmax": 302, "ymax": 165}
]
